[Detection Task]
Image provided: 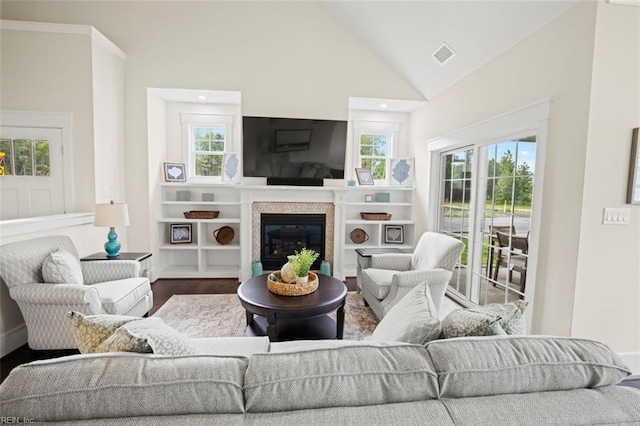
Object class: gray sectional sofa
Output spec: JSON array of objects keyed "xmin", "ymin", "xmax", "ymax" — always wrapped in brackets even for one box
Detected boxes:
[{"xmin": 1, "ymin": 335, "xmax": 639, "ymax": 425}]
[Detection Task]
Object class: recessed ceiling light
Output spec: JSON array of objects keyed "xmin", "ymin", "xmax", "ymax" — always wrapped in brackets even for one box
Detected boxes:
[
  {"xmin": 433, "ymin": 43, "xmax": 456, "ymax": 65},
  {"xmin": 380, "ymin": 103, "xmax": 388, "ymax": 108},
  {"xmin": 198, "ymin": 95, "xmax": 206, "ymax": 100}
]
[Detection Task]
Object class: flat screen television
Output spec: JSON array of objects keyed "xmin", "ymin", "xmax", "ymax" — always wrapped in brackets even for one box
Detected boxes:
[{"xmin": 242, "ymin": 116, "xmax": 347, "ymax": 180}]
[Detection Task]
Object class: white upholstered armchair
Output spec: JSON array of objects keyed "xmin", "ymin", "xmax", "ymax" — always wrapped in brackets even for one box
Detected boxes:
[
  {"xmin": 0, "ymin": 236, "xmax": 153, "ymax": 350},
  {"xmin": 359, "ymin": 232, "xmax": 465, "ymax": 319}
]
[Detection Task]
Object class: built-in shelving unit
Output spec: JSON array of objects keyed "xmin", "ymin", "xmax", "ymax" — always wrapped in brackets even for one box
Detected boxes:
[
  {"xmin": 157, "ymin": 184, "xmax": 241, "ymax": 278},
  {"xmin": 342, "ymin": 187, "xmax": 415, "ymax": 277}
]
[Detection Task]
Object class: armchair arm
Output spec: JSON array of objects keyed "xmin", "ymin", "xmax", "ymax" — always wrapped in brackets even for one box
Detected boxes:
[
  {"xmin": 9, "ymin": 283, "xmax": 104, "ymax": 312},
  {"xmin": 381, "ymin": 269, "xmax": 452, "ymax": 317},
  {"xmin": 370, "ymin": 254, "xmax": 412, "ymax": 271},
  {"xmin": 82, "ymin": 260, "xmax": 141, "ymax": 284}
]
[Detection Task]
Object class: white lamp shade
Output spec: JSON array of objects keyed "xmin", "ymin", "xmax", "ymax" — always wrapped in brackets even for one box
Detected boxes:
[{"xmin": 94, "ymin": 202, "xmax": 130, "ymax": 227}]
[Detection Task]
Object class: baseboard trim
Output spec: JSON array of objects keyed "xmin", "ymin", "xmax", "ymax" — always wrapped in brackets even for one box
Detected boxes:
[
  {"xmin": 0, "ymin": 324, "xmax": 27, "ymax": 358},
  {"xmin": 619, "ymin": 352, "xmax": 640, "ymax": 375}
]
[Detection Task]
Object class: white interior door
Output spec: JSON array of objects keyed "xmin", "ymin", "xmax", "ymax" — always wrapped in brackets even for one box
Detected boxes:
[{"xmin": 0, "ymin": 126, "xmax": 65, "ymax": 220}]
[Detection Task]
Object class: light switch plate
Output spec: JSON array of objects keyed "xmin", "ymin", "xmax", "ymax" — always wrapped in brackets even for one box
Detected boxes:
[{"xmin": 603, "ymin": 208, "xmax": 631, "ymax": 225}]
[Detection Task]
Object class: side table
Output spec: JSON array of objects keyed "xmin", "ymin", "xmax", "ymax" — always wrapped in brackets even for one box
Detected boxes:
[
  {"xmin": 80, "ymin": 252, "xmax": 152, "ymax": 277},
  {"xmin": 355, "ymin": 248, "xmax": 411, "ymax": 293}
]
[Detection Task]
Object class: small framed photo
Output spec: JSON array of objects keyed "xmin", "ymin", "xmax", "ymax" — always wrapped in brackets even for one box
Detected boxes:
[
  {"xmin": 364, "ymin": 194, "xmax": 374, "ymax": 202},
  {"xmin": 384, "ymin": 225, "xmax": 404, "ymax": 244},
  {"xmin": 164, "ymin": 162, "xmax": 186, "ymax": 182},
  {"xmin": 170, "ymin": 224, "xmax": 192, "ymax": 244},
  {"xmin": 355, "ymin": 168, "xmax": 374, "ymax": 185}
]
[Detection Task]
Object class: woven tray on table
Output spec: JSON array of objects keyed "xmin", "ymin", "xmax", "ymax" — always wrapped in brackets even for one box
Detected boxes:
[
  {"xmin": 183, "ymin": 210, "xmax": 220, "ymax": 219},
  {"xmin": 360, "ymin": 212, "xmax": 392, "ymax": 221},
  {"xmin": 267, "ymin": 271, "xmax": 319, "ymax": 296}
]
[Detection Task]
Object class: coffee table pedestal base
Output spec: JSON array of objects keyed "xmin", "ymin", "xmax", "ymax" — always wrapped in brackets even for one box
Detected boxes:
[{"xmin": 246, "ymin": 315, "xmax": 339, "ymax": 342}]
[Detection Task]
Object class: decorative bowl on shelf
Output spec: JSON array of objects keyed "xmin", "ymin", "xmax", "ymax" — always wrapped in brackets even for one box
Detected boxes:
[
  {"xmin": 267, "ymin": 271, "xmax": 319, "ymax": 296},
  {"xmin": 350, "ymin": 228, "xmax": 369, "ymax": 244},
  {"xmin": 360, "ymin": 212, "xmax": 392, "ymax": 221},
  {"xmin": 213, "ymin": 226, "xmax": 234, "ymax": 245},
  {"xmin": 183, "ymin": 210, "xmax": 219, "ymax": 219}
]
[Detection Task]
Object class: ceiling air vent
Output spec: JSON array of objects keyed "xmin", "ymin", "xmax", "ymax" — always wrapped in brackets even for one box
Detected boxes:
[{"xmin": 433, "ymin": 43, "xmax": 456, "ymax": 65}]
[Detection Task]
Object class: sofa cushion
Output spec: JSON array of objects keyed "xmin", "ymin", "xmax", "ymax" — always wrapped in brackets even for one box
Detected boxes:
[
  {"xmin": 426, "ymin": 336, "xmax": 632, "ymax": 398},
  {"xmin": 244, "ymin": 343, "xmax": 439, "ymax": 413},
  {"xmin": 191, "ymin": 337, "xmax": 270, "ymax": 356},
  {"xmin": 67, "ymin": 311, "xmax": 139, "ymax": 353},
  {"xmin": 440, "ymin": 309, "xmax": 506, "ymax": 338},
  {"xmin": 100, "ymin": 317, "xmax": 197, "ymax": 356},
  {"xmin": 360, "ymin": 268, "xmax": 395, "ymax": 299},
  {"xmin": 0, "ymin": 353, "xmax": 248, "ymax": 422},
  {"xmin": 467, "ymin": 300, "xmax": 528, "ymax": 335},
  {"xmin": 89, "ymin": 278, "xmax": 151, "ymax": 315},
  {"xmin": 370, "ymin": 282, "xmax": 441, "ymax": 345},
  {"xmin": 42, "ymin": 249, "xmax": 83, "ymax": 284}
]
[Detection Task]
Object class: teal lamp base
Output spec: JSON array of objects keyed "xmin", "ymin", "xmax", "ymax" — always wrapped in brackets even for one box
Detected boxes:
[{"xmin": 104, "ymin": 227, "xmax": 121, "ymax": 258}]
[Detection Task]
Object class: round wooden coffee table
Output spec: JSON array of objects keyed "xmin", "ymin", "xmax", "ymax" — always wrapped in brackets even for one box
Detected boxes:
[{"xmin": 237, "ymin": 273, "xmax": 347, "ymax": 342}]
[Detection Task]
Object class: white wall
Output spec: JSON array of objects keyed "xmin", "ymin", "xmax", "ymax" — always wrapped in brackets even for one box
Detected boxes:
[
  {"xmin": 572, "ymin": 1, "xmax": 640, "ymax": 353},
  {"xmin": 0, "ymin": 28, "xmax": 95, "ymax": 212},
  {"xmin": 410, "ymin": 1, "xmax": 599, "ymax": 339},
  {"xmin": 92, "ymin": 37, "xmax": 126, "ymax": 204}
]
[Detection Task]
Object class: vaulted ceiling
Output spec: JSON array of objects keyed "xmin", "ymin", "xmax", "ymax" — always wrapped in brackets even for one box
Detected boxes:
[{"xmin": 324, "ymin": 1, "xmax": 579, "ymax": 101}]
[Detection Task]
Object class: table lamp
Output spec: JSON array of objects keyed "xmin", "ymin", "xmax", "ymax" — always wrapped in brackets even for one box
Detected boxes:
[{"xmin": 94, "ymin": 200, "xmax": 130, "ymax": 258}]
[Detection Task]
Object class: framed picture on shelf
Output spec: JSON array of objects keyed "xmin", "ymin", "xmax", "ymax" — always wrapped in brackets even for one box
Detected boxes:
[
  {"xmin": 355, "ymin": 168, "xmax": 374, "ymax": 185},
  {"xmin": 389, "ymin": 158, "xmax": 414, "ymax": 186},
  {"xmin": 164, "ymin": 162, "xmax": 186, "ymax": 182},
  {"xmin": 170, "ymin": 224, "xmax": 192, "ymax": 244},
  {"xmin": 384, "ymin": 225, "xmax": 404, "ymax": 244},
  {"xmin": 364, "ymin": 194, "xmax": 374, "ymax": 202}
]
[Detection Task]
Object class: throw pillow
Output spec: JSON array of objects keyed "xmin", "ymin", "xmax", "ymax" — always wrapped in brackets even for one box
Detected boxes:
[
  {"xmin": 441, "ymin": 309, "xmax": 506, "ymax": 338},
  {"xmin": 67, "ymin": 311, "xmax": 140, "ymax": 353},
  {"xmin": 468, "ymin": 300, "xmax": 528, "ymax": 335},
  {"xmin": 96, "ymin": 318, "xmax": 197, "ymax": 356},
  {"xmin": 42, "ymin": 249, "xmax": 83, "ymax": 284},
  {"xmin": 370, "ymin": 282, "xmax": 441, "ymax": 345}
]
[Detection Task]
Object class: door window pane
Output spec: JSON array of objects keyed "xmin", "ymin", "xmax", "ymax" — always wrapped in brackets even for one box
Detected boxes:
[
  {"xmin": 14, "ymin": 139, "xmax": 33, "ymax": 176},
  {"xmin": 0, "ymin": 138, "xmax": 12, "ymax": 175},
  {"xmin": 34, "ymin": 140, "xmax": 50, "ymax": 176}
]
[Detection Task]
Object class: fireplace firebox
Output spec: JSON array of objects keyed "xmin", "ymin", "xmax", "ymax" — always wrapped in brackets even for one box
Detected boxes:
[{"xmin": 260, "ymin": 213, "xmax": 326, "ymax": 270}]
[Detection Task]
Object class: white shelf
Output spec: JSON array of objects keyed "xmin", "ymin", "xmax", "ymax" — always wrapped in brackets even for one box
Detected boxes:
[
  {"xmin": 158, "ymin": 244, "xmax": 198, "ymax": 250},
  {"xmin": 161, "ymin": 201, "xmax": 239, "ymax": 206},
  {"xmin": 346, "ymin": 219, "xmax": 414, "ymax": 225},
  {"xmin": 201, "ymin": 266, "xmax": 240, "ymax": 277},
  {"xmin": 158, "ymin": 265, "xmax": 199, "ymax": 278},
  {"xmin": 345, "ymin": 202, "xmax": 412, "ymax": 207},
  {"xmin": 157, "ymin": 218, "xmax": 241, "ymax": 223},
  {"xmin": 345, "ymin": 243, "xmax": 415, "ymax": 250},
  {"xmin": 200, "ymin": 243, "xmax": 240, "ymax": 250}
]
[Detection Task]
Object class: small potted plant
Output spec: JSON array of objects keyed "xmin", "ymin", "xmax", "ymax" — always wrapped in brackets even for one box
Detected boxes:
[{"xmin": 290, "ymin": 248, "xmax": 319, "ymax": 283}]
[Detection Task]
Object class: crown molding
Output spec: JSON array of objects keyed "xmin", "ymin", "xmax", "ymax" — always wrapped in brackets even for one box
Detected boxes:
[{"xmin": 0, "ymin": 19, "xmax": 126, "ymax": 60}]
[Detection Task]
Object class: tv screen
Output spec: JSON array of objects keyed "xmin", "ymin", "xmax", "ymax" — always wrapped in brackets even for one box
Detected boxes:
[{"xmin": 242, "ymin": 116, "xmax": 347, "ymax": 179}]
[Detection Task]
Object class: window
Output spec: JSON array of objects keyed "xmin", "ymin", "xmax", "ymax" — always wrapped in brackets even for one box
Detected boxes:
[
  {"xmin": 0, "ymin": 138, "xmax": 50, "ymax": 176},
  {"xmin": 181, "ymin": 114, "xmax": 233, "ymax": 181},
  {"xmin": 353, "ymin": 121, "xmax": 399, "ymax": 183}
]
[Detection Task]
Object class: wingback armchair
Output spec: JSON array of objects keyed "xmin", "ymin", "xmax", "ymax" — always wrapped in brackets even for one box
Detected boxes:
[
  {"xmin": 359, "ymin": 232, "xmax": 465, "ymax": 319},
  {"xmin": 0, "ymin": 236, "xmax": 153, "ymax": 350}
]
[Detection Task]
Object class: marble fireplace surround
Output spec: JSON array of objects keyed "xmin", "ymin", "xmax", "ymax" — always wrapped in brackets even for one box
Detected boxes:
[
  {"xmin": 239, "ymin": 186, "xmax": 347, "ymax": 281},
  {"xmin": 251, "ymin": 202, "xmax": 335, "ymax": 269}
]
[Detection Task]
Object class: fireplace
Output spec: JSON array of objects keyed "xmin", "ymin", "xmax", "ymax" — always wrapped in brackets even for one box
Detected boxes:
[{"xmin": 260, "ymin": 213, "xmax": 326, "ymax": 270}]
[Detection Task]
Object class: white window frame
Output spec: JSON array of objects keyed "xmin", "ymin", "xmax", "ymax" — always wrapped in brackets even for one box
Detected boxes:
[
  {"xmin": 352, "ymin": 121, "xmax": 399, "ymax": 185},
  {"xmin": 181, "ymin": 113, "xmax": 233, "ymax": 183}
]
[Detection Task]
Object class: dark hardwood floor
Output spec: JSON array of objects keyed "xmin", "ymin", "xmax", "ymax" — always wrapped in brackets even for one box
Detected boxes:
[{"xmin": 1, "ymin": 277, "xmax": 356, "ymax": 383}]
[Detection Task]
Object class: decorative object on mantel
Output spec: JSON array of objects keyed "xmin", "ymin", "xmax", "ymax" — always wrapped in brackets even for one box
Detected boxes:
[
  {"xmin": 355, "ymin": 168, "xmax": 374, "ymax": 185},
  {"xmin": 267, "ymin": 271, "xmax": 319, "ymax": 296},
  {"xmin": 375, "ymin": 192, "xmax": 390, "ymax": 202},
  {"xmin": 213, "ymin": 226, "xmax": 234, "ymax": 245},
  {"xmin": 389, "ymin": 157, "xmax": 414, "ymax": 187},
  {"xmin": 361, "ymin": 212, "xmax": 392, "ymax": 221},
  {"xmin": 202, "ymin": 193, "xmax": 214, "ymax": 202},
  {"xmin": 163, "ymin": 162, "xmax": 186, "ymax": 182},
  {"xmin": 385, "ymin": 225, "xmax": 404, "ymax": 244},
  {"xmin": 350, "ymin": 228, "xmax": 369, "ymax": 244},
  {"xmin": 627, "ymin": 128, "xmax": 640, "ymax": 204},
  {"xmin": 183, "ymin": 210, "xmax": 219, "ymax": 219},
  {"xmin": 222, "ymin": 152, "xmax": 242, "ymax": 183},
  {"xmin": 364, "ymin": 194, "xmax": 374, "ymax": 202},
  {"xmin": 252, "ymin": 260, "xmax": 263, "ymax": 277}
]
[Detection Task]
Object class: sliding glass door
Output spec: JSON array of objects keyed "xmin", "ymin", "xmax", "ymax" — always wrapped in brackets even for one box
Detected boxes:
[{"xmin": 439, "ymin": 136, "xmax": 536, "ymax": 306}]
